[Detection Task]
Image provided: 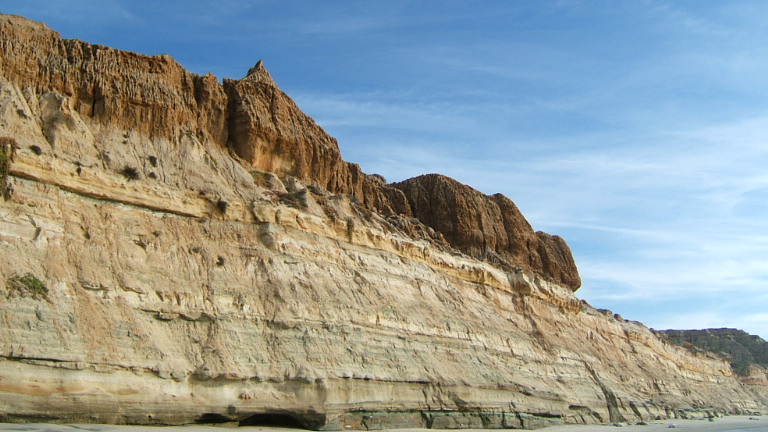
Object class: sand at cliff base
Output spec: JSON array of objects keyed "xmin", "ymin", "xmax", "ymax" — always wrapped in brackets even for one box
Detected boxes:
[
  {"xmin": 538, "ymin": 416, "xmax": 766, "ymax": 431},
  {"xmin": 0, "ymin": 416, "xmax": 765, "ymax": 432}
]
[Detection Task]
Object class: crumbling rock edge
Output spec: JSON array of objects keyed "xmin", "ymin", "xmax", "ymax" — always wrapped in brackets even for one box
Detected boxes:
[
  {"xmin": 0, "ymin": 14, "xmax": 766, "ymax": 430},
  {"xmin": 0, "ymin": 13, "xmax": 578, "ymax": 291}
]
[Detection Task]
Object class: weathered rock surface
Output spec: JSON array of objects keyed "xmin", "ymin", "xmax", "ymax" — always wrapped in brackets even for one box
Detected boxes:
[
  {"xmin": 659, "ymin": 329, "xmax": 768, "ymax": 379},
  {"xmin": 0, "ymin": 14, "xmax": 573, "ymax": 284},
  {"xmin": 392, "ymin": 175, "xmax": 580, "ymax": 290},
  {"xmin": 223, "ymin": 61, "xmax": 402, "ymax": 213},
  {"xmin": 0, "ymin": 13, "xmax": 766, "ymax": 429}
]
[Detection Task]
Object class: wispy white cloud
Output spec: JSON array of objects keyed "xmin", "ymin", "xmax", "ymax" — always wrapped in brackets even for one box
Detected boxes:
[
  {"xmin": 295, "ymin": 92, "xmax": 479, "ymax": 134},
  {"xmin": 646, "ymin": 2, "xmax": 735, "ymax": 38},
  {"xmin": 652, "ymin": 310, "xmax": 768, "ymax": 339},
  {"xmin": 652, "ymin": 310, "xmax": 731, "ymax": 332}
]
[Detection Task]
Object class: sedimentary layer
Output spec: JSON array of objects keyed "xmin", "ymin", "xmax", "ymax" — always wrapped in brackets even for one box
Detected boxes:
[
  {"xmin": 0, "ymin": 14, "xmax": 578, "ymax": 289},
  {"xmin": 0, "ymin": 14, "xmax": 766, "ymax": 429}
]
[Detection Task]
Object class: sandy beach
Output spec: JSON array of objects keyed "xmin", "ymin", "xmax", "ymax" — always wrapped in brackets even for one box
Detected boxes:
[
  {"xmin": 539, "ymin": 416, "xmax": 766, "ymax": 431},
  {"xmin": 0, "ymin": 416, "xmax": 764, "ymax": 432}
]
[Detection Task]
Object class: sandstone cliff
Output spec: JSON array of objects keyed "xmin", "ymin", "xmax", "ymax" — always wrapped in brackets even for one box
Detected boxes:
[
  {"xmin": 657, "ymin": 329, "xmax": 768, "ymax": 399},
  {"xmin": 0, "ymin": 14, "xmax": 576, "ymax": 289},
  {"xmin": 658, "ymin": 329, "xmax": 768, "ymax": 377},
  {"xmin": 392, "ymin": 175, "xmax": 580, "ymax": 290},
  {"xmin": 0, "ymin": 14, "xmax": 766, "ymax": 429}
]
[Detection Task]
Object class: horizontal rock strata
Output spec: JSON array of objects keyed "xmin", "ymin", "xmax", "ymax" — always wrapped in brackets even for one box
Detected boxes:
[
  {"xmin": 0, "ymin": 14, "xmax": 577, "ymax": 288},
  {"xmin": 0, "ymin": 14, "xmax": 766, "ymax": 429}
]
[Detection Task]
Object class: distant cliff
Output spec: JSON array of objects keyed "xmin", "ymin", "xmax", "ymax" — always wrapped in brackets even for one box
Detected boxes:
[
  {"xmin": 0, "ymin": 14, "xmax": 765, "ymax": 429},
  {"xmin": 659, "ymin": 329, "xmax": 768, "ymax": 376}
]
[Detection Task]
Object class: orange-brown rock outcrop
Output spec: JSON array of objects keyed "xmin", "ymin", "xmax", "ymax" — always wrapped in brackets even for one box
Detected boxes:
[
  {"xmin": 392, "ymin": 174, "xmax": 580, "ymax": 290},
  {"xmin": 0, "ymin": 14, "xmax": 765, "ymax": 429}
]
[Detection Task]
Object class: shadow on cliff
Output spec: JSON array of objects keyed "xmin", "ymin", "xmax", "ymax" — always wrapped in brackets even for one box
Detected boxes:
[{"xmin": 196, "ymin": 411, "xmax": 322, "ymax": 429}]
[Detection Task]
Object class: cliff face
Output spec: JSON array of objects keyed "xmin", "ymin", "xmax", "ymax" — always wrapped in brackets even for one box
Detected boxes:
[
  {"xmin": 0, "ymin": 13, "xmax": 576, "ymax": 289},
  {"xmin": 223, "ymin": 62, "xmax": 406, "ymax": 216},
  {"xmin": 0, "ymin": 14, "xmax": 766, "ymax": 429},
  {"xmin": 0, "ymin": 14, "xmax": 406, "ymax": 217},
  {"xmin": 659, "ymin": 329, "xmax": 768, "ymax": 376},
  {"xmin": 658, "ymin": 329, "xmax": 768, "ymax": 395},
  {"xmin": 392, "ymin": 175, "xmax": 580, "ymax": 290}
]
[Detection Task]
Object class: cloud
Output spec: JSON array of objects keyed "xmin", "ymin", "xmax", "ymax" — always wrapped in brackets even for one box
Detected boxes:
[
  {"xmin": 294, "ymin": 92, "xmax": 478, "ymax": 134},
  {"xmin": 651, "ymin": 310, "xmax": 730, "ymax": 332},
  {"xmin": 646, "ymin": 2, "xmax": 734, "ymax": 38},
  {"xmin": 651, "ymin": 309, "xmax": 768, "ymax": 339}
]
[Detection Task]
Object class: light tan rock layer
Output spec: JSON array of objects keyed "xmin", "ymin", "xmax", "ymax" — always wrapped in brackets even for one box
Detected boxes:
[
  {"xmin": 0, "ymin": 14, "xmax": 766, "ymax": 429},
  {"xmin": 0, "ymin": 14, "xmax": 578, "ymax": 289}
]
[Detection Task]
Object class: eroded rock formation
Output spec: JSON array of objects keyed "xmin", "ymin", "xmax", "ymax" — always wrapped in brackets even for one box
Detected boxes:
[
  {"xmin": 0, "ymin": 14, "xmax": 766, "ymax": 429},
  {"xmin": 659, "ymin": 329, "xmax": 768, "ymax": 378},
  {"xmin": 392, "ymin": 174, "xmax": 580, "ymax": 290}
]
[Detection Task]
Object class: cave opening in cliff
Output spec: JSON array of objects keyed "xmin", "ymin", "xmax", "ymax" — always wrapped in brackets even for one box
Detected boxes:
[
  {"xmin": 195, "ymin": 413, "xmax": 234, "ymax": 424},
  {"xmin": 239, "ymin": 412, "xmax": 308, "ymax": 428}
]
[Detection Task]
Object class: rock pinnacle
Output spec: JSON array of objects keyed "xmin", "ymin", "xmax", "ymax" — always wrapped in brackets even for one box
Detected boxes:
[{"xmin": 246, "ymin": 59, "xmax": 276, "ymax": 86}]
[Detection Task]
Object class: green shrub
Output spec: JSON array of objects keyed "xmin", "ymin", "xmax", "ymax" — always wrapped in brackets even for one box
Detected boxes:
[
  {"xmin": 250, "ymin": 170, "xmax": 270, "ymax": 188},
  {"xmin": 216, "ymin": 199, "xmax": 229, "ymax": 214},
  {"xmin": 7, "ymin": 273, "xmax": 48, "ymax": 300},
  {"xmin": 120, "ymin": 165, "xmax": 140, "ymax": 180},
  {"xmin": 346, "ymin": 217, "xmax": 355, "ymax": 240},
  {"xmin": 370, "ymin": 173, "xmax": 387, "ymax": 184},
  {"xmin": 277, "ymin": 191, "xmax": 303, "ymax": 209},
  {"xmin": 307, "ymin": 184, "xmax": 324, "ymax": 195},
  {"xmin": 321, "ymin": 203, "xmax": 338, "ymax": 222},
  {"xmin": 0, "ymin": 137, "xmax": 16, "ymax": 201}
]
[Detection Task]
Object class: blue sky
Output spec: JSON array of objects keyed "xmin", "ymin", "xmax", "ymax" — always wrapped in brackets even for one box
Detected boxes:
[{"xmin": 5, "ymin": 1, "xmax": 768, "ymax": 339}]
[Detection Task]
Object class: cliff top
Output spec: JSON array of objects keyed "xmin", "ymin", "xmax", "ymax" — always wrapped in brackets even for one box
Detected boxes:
[
  {"xmin": 0, "ymin": 13, "xmax": 580, "ymax": 290},
  {"xmin": 659, "ymin": 328, "xmax": 768, "ymax": 375}
]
